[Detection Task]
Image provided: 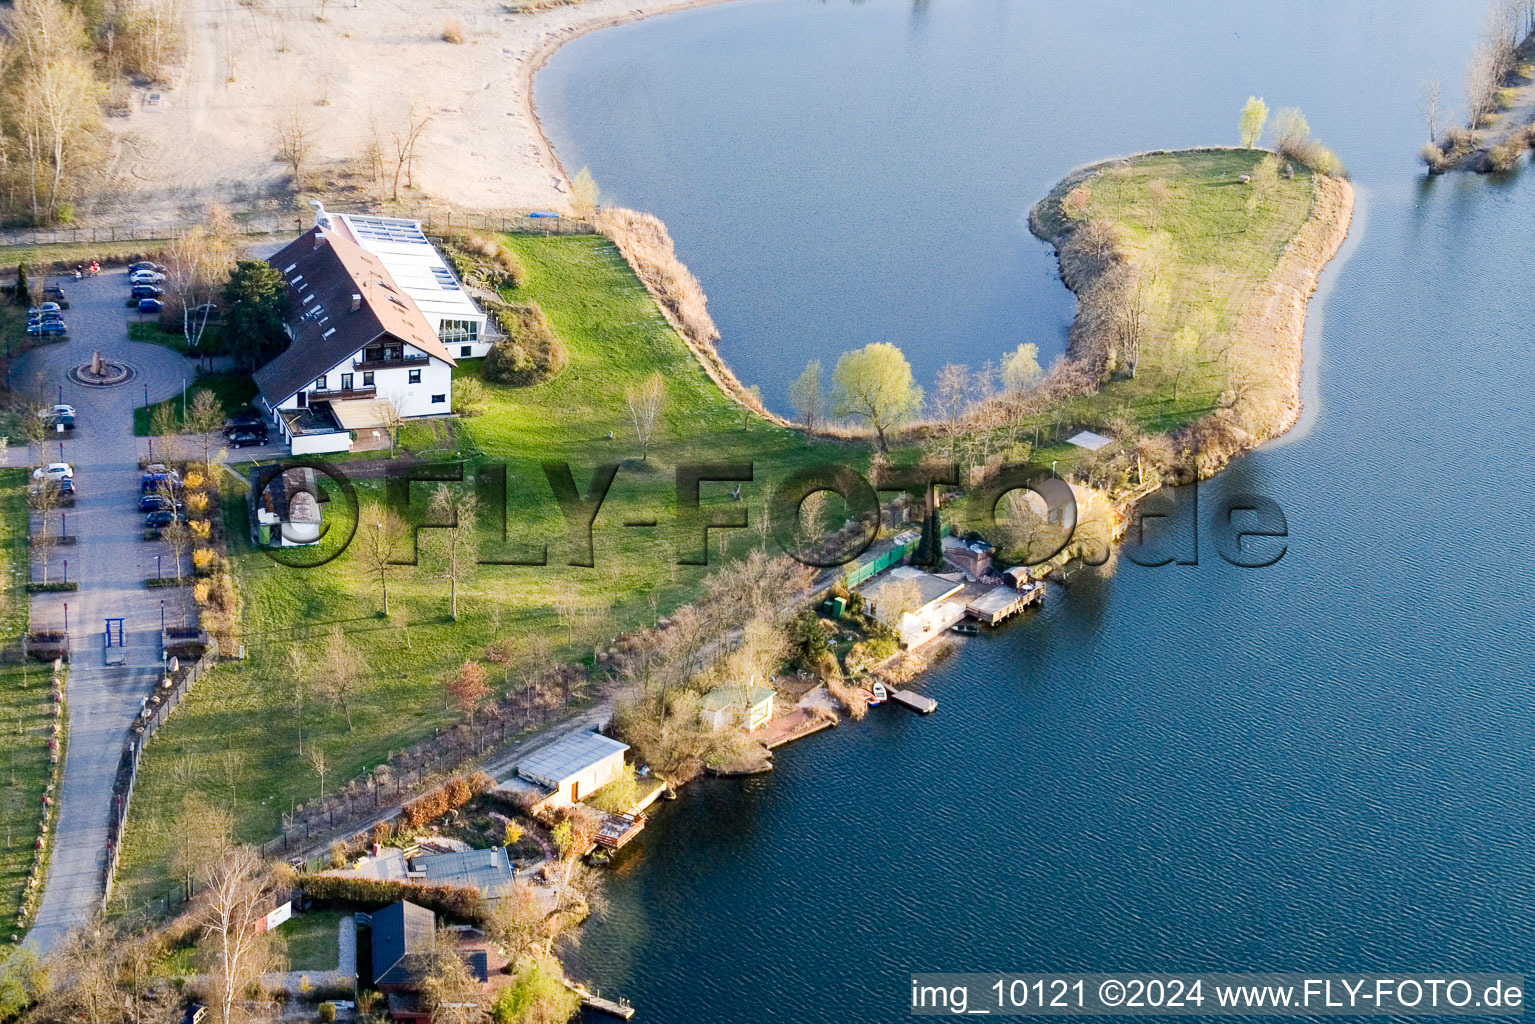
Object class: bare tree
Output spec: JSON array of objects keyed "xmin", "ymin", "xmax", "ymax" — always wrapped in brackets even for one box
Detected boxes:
[
  {"xmin": 418, "ymin": 934, "xmax": 486, "ymax": 1024},
  {"xmin": 272, "ymin": 98, "xmax": 315, "ymax": 183},
  {"xmin": 318, "ymin": 625, "xmax": 360, "ymax": 730},
  {"xmin": 358, "ymin": 501, "xmax": 406, "ymax": 616},
  {"xmin": 427, "ymin": 484, "xmax": 478, "ymax": 621},
  {"xmin": 788, "ymin": 359, "xmax": 826, "ymax": 430},
  {"xmin": 624, "ymin": 371, "xmax": 666, "ymax": 460},
  {"xmin": 185, "ymin": 388, "xmax": 225, "ymax": 469},
  {"xmin": 378, "ymin": 391, "xmax": 405, "ymax": 456},
  {"xmin": 162, "ymin": 518, "xmax": 190, "ymax": 583},
  {"xmin": 306, "ymin": 745, "xmax": 328, "ymax": 799},
  {"xmin": 196, "ymin": 846, "xmax": 279, "ymax": 1024},
  {"xmin": 1421, "ymin": 76, "xmax": 1443, "ymax": 142},
  {"xmin": 172, "ymin": 790, "xmax": 232, "ymax": 900},
  {"xmin": 389, "ymin": 102, "xmax": 431, "ymax": 199}
]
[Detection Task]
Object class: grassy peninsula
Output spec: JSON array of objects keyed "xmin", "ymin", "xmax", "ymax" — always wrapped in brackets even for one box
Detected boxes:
[{"xmin": 1024, "ymin": 147, "xmax": 1353, "ymax": 482}]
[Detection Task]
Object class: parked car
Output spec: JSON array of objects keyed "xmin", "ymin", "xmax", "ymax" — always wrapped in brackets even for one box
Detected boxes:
[
  {"xmin": 127, "ymin": 261, "xmax": 164, "ymax": 274},
  {"xmin": 138, "ymin": 298, "xmax": 164, "ymax": 314},
  {"xmin": 26, "ymin": 320, "xmax": 67, "ymax": 337},
  {"xmin": 224, "ymin": 408, "xmax": 266, "ymax": 434},
  {"xmin": 138, "ymin": 493, "xmax": 183, "ymax": 513},
  {"xmin": 32, "ymin": 463, "xmax": 73, "ymax": 482},
  {"xmin": 36, "ymin": 404, "xmax": 75, "ymax": 428},
  {"xmin": 227, "ymin": 428, "xmax": 266, "ymax": 448},
  {"xmin": 129, "ymin": 269, "xmax": 165, "ymax": 284},
  {"xmin": 141, "ymin": 464, "xmax": 180, "ymax": 493},
  {"xmin": 40, "ymin": 285, "xmax": 67, "ymax": 307},
  {"xmin": 57, "ymin": 477, "xmax": 75, "ymax": 496},
  {"xmin": 144, "ymin": 509, "xmax": 179, "ymax": 528},
  {"xmin": 28, "ymin": 303, "xmax": 61, "ymax": 316},
  {"xmin": 130, "ymin": 284, "xmax": 163, "ymax": 300}
]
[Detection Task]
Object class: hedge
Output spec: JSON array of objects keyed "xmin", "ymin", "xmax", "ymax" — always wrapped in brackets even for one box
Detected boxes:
[
  {"xmin": 400, "ymin": 771, "xmax": 494, "ymax": 829},
  {"xmin": 298, "ymin": 874, "xmax": 488, "ymax": 923}
]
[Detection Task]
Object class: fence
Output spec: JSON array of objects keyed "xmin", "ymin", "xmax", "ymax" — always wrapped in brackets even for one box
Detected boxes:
[
  {"xmin": 102, "ymin": 643, "xmax": 216, "ymax": 912},
  {"xmin": 0, "ymin": 208, "xmax": 595, "ymax": 255},
  {"xmin": 255, "ymin": 706, "xmax": 563, "ymax": 861}
]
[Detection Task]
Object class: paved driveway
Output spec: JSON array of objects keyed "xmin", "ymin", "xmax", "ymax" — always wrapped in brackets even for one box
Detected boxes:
[{"xmin": 18, "ymin": 270, "xmax": 199, "ymax": 951}]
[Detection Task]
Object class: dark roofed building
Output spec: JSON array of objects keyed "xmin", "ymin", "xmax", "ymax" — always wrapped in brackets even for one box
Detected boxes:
[
  {"xmin": 254, "ymin": 226, "xmax": 457, "ymax": 456},
  {"xmin": 371, "ymin": 900, "xmax": 437, "ymax": 989}
]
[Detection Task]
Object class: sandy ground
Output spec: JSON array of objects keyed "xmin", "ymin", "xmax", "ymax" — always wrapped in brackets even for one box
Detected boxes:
[{"xmin": 90, "ymin": 0, "xmax": 731, "ymax": 224}]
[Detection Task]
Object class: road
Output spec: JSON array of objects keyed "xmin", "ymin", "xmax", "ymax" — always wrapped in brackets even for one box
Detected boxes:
[{"xmin": 19, "ymin": 271, "xmax": 198, "ymax": 952}]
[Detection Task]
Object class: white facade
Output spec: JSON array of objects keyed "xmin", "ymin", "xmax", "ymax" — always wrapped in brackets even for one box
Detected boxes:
[
  {"xmin": 270, "ymin": 344, "xmax": 453, "ymax": 420},
  {"xmin": 328, "ymin": 212, "xmax": 492, "ymax": 359}
]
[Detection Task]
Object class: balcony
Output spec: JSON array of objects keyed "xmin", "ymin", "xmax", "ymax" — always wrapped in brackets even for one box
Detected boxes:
[
  {"xmin": 310, "ymin": 386, "xmax": 377, "ymax": 402},
  {"xmin": 353, "ymin": 354, "xmax": 431, "ymax": 372}
]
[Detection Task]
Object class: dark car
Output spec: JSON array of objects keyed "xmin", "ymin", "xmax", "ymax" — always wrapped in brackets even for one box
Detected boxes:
[
  {"xmin": 141, "ymin": 466, "xmax": 180, "ymax": 494},
  {"xmin": 227, "ymin": 428, "xmax": 266, "ymax": 448},
  {"xmin": 26, "ymin": 320, "xmax": 67, "ymax": 337},
  {"xmin": 130, "ymin": 284, "xmax": 163, "ymax": 300},
  {"xmin": 144, "ymin": 509, "xmax": 179, "ymax": 528},
  {"xmin": 139, "ymin": 494, "xmax": 183, "ymax": 513},
  {"xmin": 138, "ymin": 298, "xmax": 164, "ymax": 314},
  {"xmin": 224, "ymin": 408, "xmax": 265, "ymax": 433},
  {"xmin": 128, "ymin": 261, "xmax": 165, "ymax": 274},
  {"xmin": 40, "ymin": 285, "xmax": 67, "ymax": 308},
  {"xmin": 58, "ymin": 478, "xmax": 75, "ymax": 496}
]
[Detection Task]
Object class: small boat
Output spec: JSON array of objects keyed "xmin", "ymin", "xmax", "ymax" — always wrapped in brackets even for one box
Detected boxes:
[
  {"xmin": 869, "ymin": 682, "xmax": 889, "ymax": 704},
  {"xmin": 952, "ymin": 622, "xmax": 980, "ymax": 636}
]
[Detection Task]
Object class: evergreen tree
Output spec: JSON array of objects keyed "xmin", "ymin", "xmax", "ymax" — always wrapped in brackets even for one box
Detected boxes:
[
  {"xmin": 14, "ymin": 263, "xmax": 27, "ymax": 306},
  {"xmin": 222, "ymin": 259, "xmax": 288, "ymax": 368}
]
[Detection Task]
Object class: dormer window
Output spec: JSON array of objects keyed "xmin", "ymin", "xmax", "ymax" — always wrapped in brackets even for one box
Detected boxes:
[{"xmin": 314, "ymin": 375, "xmax": 327, "ymax": 391}]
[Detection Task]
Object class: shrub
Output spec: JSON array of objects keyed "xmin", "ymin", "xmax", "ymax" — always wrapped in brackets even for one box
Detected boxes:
[
  {"xmin": 482, "ymin": 301, "xmax": 567, "ymax": 386},
  {"xmin": 400, "ymin": 772, "xmax": 494, "ymax": 827},
  {"xmin": 192, "ymin": 547, "xmax": 216, "ymax": 571},
  {"xmin": 192, "ymin": 581, "xmax": 211, "ymax": 605},
  {"xmin": 441, "ymin": 18, "xmax": 465, "ymax": 43},
  {"xmin": 484, "ymin": 639, "xmax": 515, "ymax": 665},
  {"xmin": 318, "ymin": 1003, "xmax": 336, "ymax": 1024},
  {"xmin": 186, "ymin": 492, "xmax": 209, "ymax": 515},
  {"xmin": 585, "ymin": 762, "xmax": 639, "ymax": 814},
  {"xmin": 452, "ymin": 376, "xmax": 489, "ymax": 417},
  {"xmin": 190, "ymin": 519, "xmax": 211, "ymax": 540},
  {"xmin": 184, "ymin": 471, "xmax": 204, "ymax": 491},
  {"xmin": 490, "ymin": 959, "xmax": 580, "ymax": 1024}
]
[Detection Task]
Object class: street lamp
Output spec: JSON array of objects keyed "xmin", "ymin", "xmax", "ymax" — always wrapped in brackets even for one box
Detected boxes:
[
  {"xmin": 160, "ymin": 600, "xmax": 165, "ymax": 633},
  {"xmin": 156, "ymin": 554, "xmax": 162, "ymax": 579}
]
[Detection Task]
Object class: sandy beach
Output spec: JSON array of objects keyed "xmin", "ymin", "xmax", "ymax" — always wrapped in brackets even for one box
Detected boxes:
[{"xmin": 91, "ymin": 0, "xmax": 735, "ymax": 225}]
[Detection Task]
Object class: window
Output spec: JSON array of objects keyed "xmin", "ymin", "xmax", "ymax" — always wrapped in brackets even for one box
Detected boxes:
[
  {"xmin": 439, "ymin": 319, "xmax": 480, "ymax": 344},
  {"xmin": 362, "ymin": 371, "xmax": 374, "ymax": 386},
  {"xmin": 408, "ymin": 369, "xmax": 421, "ymax": 384},
  {"xmin": 460, "ymin": 345, "xmax": 472, "ymax": 358},
  {"xmin": 340, "ymin": 373, "xmax": 353, "ymax": 391},
  {"xmin": 314, "ymin": 375, "xmax": 327, "ymax": 391},
  {"xmin": 431, "ymin": 394, "xmax": 446, "ymax": 404}
]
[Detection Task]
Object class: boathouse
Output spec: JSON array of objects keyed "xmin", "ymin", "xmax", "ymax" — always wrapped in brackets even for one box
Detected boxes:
[
  {"xmin": 699, "ymin": 685, "xmax": 776, "ymax": 732},
  {"xmin": 512, "ymin": 728, "xmax": 629, "ymax": 810},
  {"xmin": 859, "ymin": 565, "xmax": 966, "ymax": 649}
]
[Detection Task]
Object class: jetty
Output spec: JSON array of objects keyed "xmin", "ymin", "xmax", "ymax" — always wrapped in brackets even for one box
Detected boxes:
[
  {"xmin": 964, "ymin": 581, "xmax": 1043, "ymax": 626},
  {"xmin": 563, "ymin": 980, "xmax": 635, "ymax": 1020},
  {"xmin": 594, "ymin": 812, "xmax": 646, "ymax": 850},
  {"xmin": 890, "ymin": 689, "xmax": 937, "ymax": 714}
]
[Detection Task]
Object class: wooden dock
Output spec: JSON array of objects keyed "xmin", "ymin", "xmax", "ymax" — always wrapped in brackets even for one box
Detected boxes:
[
  {"xmin": 890, "ymin": 689, "xmax": 937, "ymax": 714},
  {"xmin": 594, "ymin": 812, "xmax": 646, "ymax": 850},
  {"xmin": 563, "ymin": 980, "xmax": 635, "ymax": 1020},
  {"xmin": 964, "ymin": 582, "xmax": 1044, "ymax": 626}
]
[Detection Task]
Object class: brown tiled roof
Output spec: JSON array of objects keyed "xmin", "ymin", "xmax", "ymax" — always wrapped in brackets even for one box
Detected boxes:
[{"xmin": 253, "ymin": 227, "xmax": 454, "ymax": 406}]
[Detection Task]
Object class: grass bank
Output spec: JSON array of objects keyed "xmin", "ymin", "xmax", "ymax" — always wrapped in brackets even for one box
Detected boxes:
[
  {"xmin": 0, "ymin": 468, "xmax": 58, "ymax": 939},
  {"xmin": 113, "ymin": 232, "xmax": 857, "ymax": 912}
]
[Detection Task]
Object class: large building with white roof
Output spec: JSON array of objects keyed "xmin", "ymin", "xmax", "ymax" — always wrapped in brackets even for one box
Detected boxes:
[{"xmin": 315, "ymin": 205, "xmax": 492, "ymax": 359}]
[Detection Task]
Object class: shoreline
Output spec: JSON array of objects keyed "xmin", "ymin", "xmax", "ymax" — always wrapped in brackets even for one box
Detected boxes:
[
  {"xmin": 515, "ymin": 0, "xmax": 745, "ymax": 200},
  {"xmin": 1030, "ymin": 149, "xmax": 1355, "ymax": 480}
]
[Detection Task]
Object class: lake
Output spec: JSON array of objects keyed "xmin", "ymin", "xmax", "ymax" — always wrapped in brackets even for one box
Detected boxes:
[{"xmin": 537, "ymin": 2, "xmax": 1535, "ymax": 1020}]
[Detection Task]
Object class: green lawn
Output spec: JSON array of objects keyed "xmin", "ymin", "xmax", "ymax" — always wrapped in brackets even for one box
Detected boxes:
[
  {"xmin": 113, "ymin": 233, "xmax": 863, "ymax": 912},
  {"xmin": 1025, "ymin": 147, "xmax": 1317, "ymax": 475},
  {"xmin": 133, "ymin": 370, "xmax": 256, "ymax": 436},
  {"xmin": 276, "ymin": 909, "xmax": 347, "ymax": 972},
  {"xmin": 0, "ymin": 467, "xmax": 57, "ymax": 938},
  {"xmin": 128, "ymin": 320, "xmax": 227, "ymax": 359}
]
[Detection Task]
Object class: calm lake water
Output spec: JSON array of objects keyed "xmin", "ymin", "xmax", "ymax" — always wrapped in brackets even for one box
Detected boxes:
[{"xmin": 538, "ymin": 2, "xmax": 1535, "ymax": 1020}]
